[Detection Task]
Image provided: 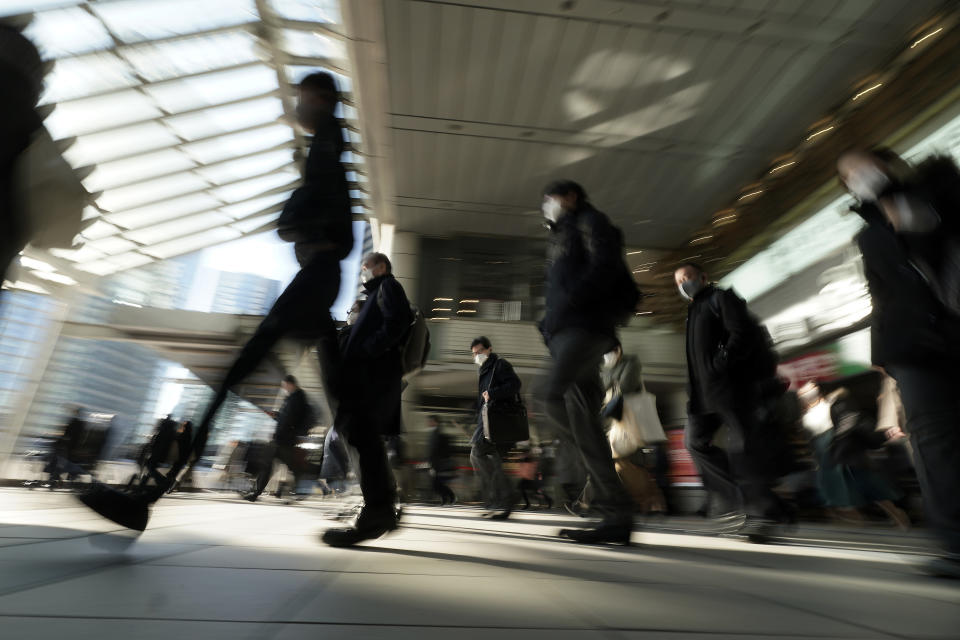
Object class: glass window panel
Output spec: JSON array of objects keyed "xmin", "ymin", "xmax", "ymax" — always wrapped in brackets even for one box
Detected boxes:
[
  {"xmin": 98, "ymin": 173, "xmax": 210, "ymax": 212},
  {"xmin": 106, "ymin": 193, "xmax": 222, "ymax": 228},
  {"xmin": 285, "ymin": 65, "xmax": 351, "ymax": 91},
  {"xmin": 125, "ymin": 212, "xmax": 232, "ymax": 245},
  {"xmin": 80, "ymin": 220, "xmax": 122, "ymax": 241},
  {"xmin": 122, "ymin": 30, "xmax": 259, "ymax": 82},
  {"xmin": 278, "ymin": 29, "xmax": 346, "ymax": 60},
  {"xmin": 64, "ymin": 123, "xmax": 181, "ymax": 166},
  {"xmin": 92, "ymin": 0, "xmax": 256, "ymax": 44},
  {"xmin": 211, "ymin": 170, "xmax": 299, "ymax": 203},
  {"xmin": 142, "ymin": 228, "xmax": 241, "ymax": 259},
  {"xmin": 84, "ymin": 149, "xmax": 197, "ymax": 192},
  {"xmin": 0, "ymin": 1, "xmax": 83, "ymax": 16},
  {"xmin": 107, "ymin": 253, "xmax": 155, "ymax": 270},
  {"xmin": 165, "ymin": 97, "xmax": 284, "ymax": 140},
  {"xmin": 45, "ymin": 90, "xmax": 162, "ymax": 138},
  {"xmin": 77, "ymin": 260, "xmax": 122, "ymax": 276},
  {"xmin": 196, "ymin": 150, "xmax": 292, "ymax": 185},
  {"xmin": 220, "ymin": 192, "xmax": 291, "ymax": 219},
  {"xmin": 183, "ymin": 124, "xmax": 293, "ymax": 164},
  {"xmin": 49, "ymin": 245, "xmax": 107, "ymax": 263},
  {"xmin": 40, "ymin": 52, "xmax": 138, "ymax": 104},
  {"xmin": 84, "ymin": 236, "xmax": 139, "ymax": 256},
  {"xmin": 143, "ymin": 65, "xmax": 278, "ymax": 113},
  {"xmin": 24, "ymin": 7, "xmax": 113, "ymax": 58},
  {"xmin": 269, "ymin": 0, "xmax": 341, "ymax": 24},
  {"xmin": 232, "ymin": 213, "xmax": 279, "ymax": 233}
]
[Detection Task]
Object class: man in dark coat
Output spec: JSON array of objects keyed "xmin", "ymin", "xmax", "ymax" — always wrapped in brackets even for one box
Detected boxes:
[
  {"xmin": 538, "ymin": 180, "xmax": 633, "ymax": 545},
  {"xmin": 245, "ymin": 375, "xmax": 315, "ymax": 501},
  {"xmin": 675, "ymin": 262, "xmax": 784, "ymax": 541},
  {"xmin": 183, "ymin": 72, "xmax": 353, "ymax": 496},
  {"xmin": 322, "ymin": 252, "xmax": 412, "ymax": 547},
  {"xmin": 469, "ymin": 336, "xmax": 521, "ymax": 519},
  {"xmin": 838, "ymin": 148, "xmax": 960, "ymax": 577}
]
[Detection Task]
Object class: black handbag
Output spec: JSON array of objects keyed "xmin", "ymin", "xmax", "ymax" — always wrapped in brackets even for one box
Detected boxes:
[{"xmin": 481, "ymin": 361, "xmax": 530, "ymax": 444}]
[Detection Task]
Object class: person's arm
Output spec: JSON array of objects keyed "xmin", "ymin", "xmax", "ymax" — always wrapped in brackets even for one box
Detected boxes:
[
  {"xmin": 617, "ymin": 356, "xmax": 643, "ymax": 393},
  {"xmin": 487, "ymin": 358, "xmax": 521, "ymax": 401},
  {"xmin": 361, "ymin": 279, "xmax": 412, "ymax": 358},
  {"xmin": 713, "ymin": 289, "xmax": 761, "ymax": 371}
]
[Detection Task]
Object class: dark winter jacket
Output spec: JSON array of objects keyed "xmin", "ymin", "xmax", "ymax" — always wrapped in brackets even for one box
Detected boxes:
[
  {"xmin": 602, "ymin": 354, "xmax": 643, "ymax": 395},
  {"xmin": 472, "ymin": 352, "xmax": 521, "ymax": 441},
  {"xmin": 540, "ymin": 204, "xmax": 627, "ymax": 343},
  {"xmin": 338, "ymin": 273, "xmax": 412, "ymax": 435},
  {"xmin": 685, "ymin": 285, "xmax": 777, "ymax": 413},
  {"xmin": 274, "ymin": 387, "xmax": 312, "ymax": 446},
  {"xmin": 278, "ymin": 115, "xmax": 353, "ymax": 260},
  {"xmin": 854, "ymin": 202, "xmax": 960, "ymax": 368}
]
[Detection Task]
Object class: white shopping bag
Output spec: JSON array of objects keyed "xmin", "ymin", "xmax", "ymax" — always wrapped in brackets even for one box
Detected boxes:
[{"xmin": 621, "ymin": 383, "xmax": 667, "ymax": 446}]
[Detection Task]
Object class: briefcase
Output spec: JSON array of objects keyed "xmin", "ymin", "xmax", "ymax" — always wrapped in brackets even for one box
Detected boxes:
[{"xmin": 481, "ymin": 399, "xmax": 530, "ymax": 444}]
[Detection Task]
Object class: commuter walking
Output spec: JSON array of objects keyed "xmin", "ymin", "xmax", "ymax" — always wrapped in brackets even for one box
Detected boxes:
[
  {"xmin": 320, "ymin": 425, "xmax": 349, "ymax": 495},
  {"xmin": 538, "ymin": 180, "xmax": 638, "ymax": 545},
  {"xmin": 469, "ymin": 336, "xmax": 521, "ymax": 520},
  {"xmin": 427, "ymin": 415, "xmax": 457, "ymax": 505},
  {"xmin": 675, "ymin": 262, "xmax": 786, "ymax": 542},
  {"xmin": 322, "ymin": 253, "xmax": 412, "ymax": 547},
  {"xmin": 838, "ymin": 148, "xmax": 960, "ymax": 576},
  {"xmin": 183, "ymin": 72, "xmax": 354, "ymax": 495},
  {"xmin": 244, "ymin": 375, "xmax": 316, "ymax": 502}
]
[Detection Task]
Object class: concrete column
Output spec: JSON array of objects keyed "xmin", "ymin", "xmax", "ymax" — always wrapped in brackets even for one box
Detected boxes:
[{"xmin": 391, "ymin": 231, "xmax": 420, "ymax": 306}]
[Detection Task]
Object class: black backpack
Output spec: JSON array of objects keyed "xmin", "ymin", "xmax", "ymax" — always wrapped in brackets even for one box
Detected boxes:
[
  {"xmin": 576, "ymin": 216, "xmax": 641, "ymax": 325},
  {"xmin": 377, "ymin": 288, "xmax": 431, "ymax": 378}
]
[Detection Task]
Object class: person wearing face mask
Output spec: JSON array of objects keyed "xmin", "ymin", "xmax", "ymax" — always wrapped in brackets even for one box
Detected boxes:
[
  {"xmin": 469, "ymin": 336, "xmax": 522, "ymax": 519},
  {"xmin": 839, "ymin": 148, "xmax": 960, "ymax": 577},
  {"xmin": 674, "ymin": 262, "xmax": 786, "ymax": 542},
  {"xmin": 538, "ymin": 180, "xmax": 638, "ymax": 545},
  {"xmin": 322, "ymin": 253, "xmax": 413, "ymax": 547}
]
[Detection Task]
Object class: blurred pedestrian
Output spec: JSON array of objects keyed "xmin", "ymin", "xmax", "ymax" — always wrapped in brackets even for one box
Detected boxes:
[
  {"xmin": 427, "ymin": 415, "xmax": 457, "ymax": 505},
  {"xmin": 538, "ymin": 180, "xmax": 638, "ymax": 545},
  {"xmin": 839, "ymin": 148, "xmax": 960, "ymax": 576},
  {"xmin": 675, "ymin": 262, "xmax": 788, "ymax": 542}
]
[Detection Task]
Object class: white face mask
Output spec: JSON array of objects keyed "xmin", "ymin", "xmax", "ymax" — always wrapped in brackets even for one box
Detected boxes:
[
  {"xmin": 542, "ymin": 197, "xmax": 563, "ymax": 224},
  {"xmin": 846, "ymin": 165, "xmax": 890, "ymax": 202},
  {"xmin": 474, "ymin": 352, "xmax": 488, "ymax": 367},
  {"xmin": 602, "ymin": 352, "xmax": 618, "ymax": 369}
]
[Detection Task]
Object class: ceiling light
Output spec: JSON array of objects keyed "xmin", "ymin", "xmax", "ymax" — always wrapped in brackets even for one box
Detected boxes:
[
  {"xmin": 456, "ymin": 309, "xmax": 477, "ymax": 314},
  {"xmin": 768, "ymin": 161, "xmax": 796, "ymax": 174},
  {"xmin": 806, "ymin": 126, "xmax": 834, "ymax": 141},
  {"xmin": 432, "ymin": 308, "xmax": 451, "ymax": 312},
  {"xmin": 32, "ymin": 271, "xmax": 77, "ymax": 286},
  {"xmin": 737, "ymin": 189, "xmax": 764, "ymax": 201},
  {"xmin": 852, "ymin": 83, "xmax": 883, "ymax": 101},
  {"xmin": 910, "ymin": 27, "xmax": 943, "ymax": 49},
  {"xmin": 689, "ymin": 235, "xmax": 713, "ymax": 245},
  {"xmin": 19, "ymin": 256, "xmax": 55, "ymax": 272},
  {"xmin": 627, "ymin": 250, "xmax": 643, "ymax": 255},
  {"xmin": 433, "ymin": 297, "xmax": 453, "ymax": 302},
  {"xmin": 459, "ymin": 299, "xmax": 479, "ymax": 304},
  {"xmin": 635, "ymin": 311, "xmax": 652, "ymax": 316}
]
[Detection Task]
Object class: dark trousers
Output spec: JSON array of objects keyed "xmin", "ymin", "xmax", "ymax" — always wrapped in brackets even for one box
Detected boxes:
[
  {"xmin": 338, "ymin": 417, "xmax": 396, "ymax": 511},
  {"xmin": 540, "ymin": 328, "xmax": 631, "ymax": 525},
  {"xmin": 470, "ymin": 438, "xmax": 514, "ymax": 508},
  {"xmin": 432, "ymin": 473, "xmax": 456, "ymax": 503},
  {"xmin": 887, "ymin": 365, "xmax": 960, "ymax": 555},
  {"xmin": 685, "ymin": 396, "xmax": 782, "ymax": 519},
  {"xmin": 192, "ymin": 253, "xmax": 342, "ymax": 472},
  {"xmin": 253, "ymin": 443, "xmax": 308, "ymax": 496}
]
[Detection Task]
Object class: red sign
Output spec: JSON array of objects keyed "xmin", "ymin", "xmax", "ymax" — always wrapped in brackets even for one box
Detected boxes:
[{"xmin": 666, "ymin": 428, "xmax": 701, "ymax": 486}]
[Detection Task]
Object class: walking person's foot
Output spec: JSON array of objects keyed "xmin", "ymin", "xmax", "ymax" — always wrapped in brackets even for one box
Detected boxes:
[
  {"xmin": 558, "ymin": 522, "xmax": 632, "ymax": 546},
  {"xmin": 321, "ymin": 505, "xmax": 399, "ymax": 548}
]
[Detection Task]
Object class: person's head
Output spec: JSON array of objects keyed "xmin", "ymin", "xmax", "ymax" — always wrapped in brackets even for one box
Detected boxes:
[
  {"xmin": 542, "ymin": 180, "xmax": 587, "ymax": 223},
  {"xmin": 797, "ymin": 380, "xmax": 822, "ymax": 409},
  {"xmin": 282, "ymin": 374, "xmax": 299, "ymax": 394},
  {"xmin": 471, "ymin": 336, "xmax": 492, "ymax": 367},
  {"xmin": 426, "ymin": 414, "xmax": 440, "ymax": 429},
  {"xmin": 296, "ymin": 72, "xmax": 340, "ymax": 133},
  {"xmin": 674, "ymin": 262, "xmax": 708, "ymax": 301},
  {"xmin": 360, "ymin": 252, "xmax": 392, "ymax": 284},
  {"xmin": 836, "ymin": 147, "xmax": 913, "ymax": 202},
  {"xmin": 347, "ymin": 298, "xmax": 364, "ymax": 325},
  {"xmin": 603, "ymin": 341, "xmax": 623, "ymax": 369}
]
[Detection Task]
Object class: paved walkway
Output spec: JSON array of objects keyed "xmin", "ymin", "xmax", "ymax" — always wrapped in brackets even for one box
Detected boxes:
[{"xmin": 0, "ymin": 489, "xmax": 957, "ymax": 639}]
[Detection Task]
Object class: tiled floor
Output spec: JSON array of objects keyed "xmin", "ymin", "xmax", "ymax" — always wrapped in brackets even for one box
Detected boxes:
[{"xmin": 0, "ymin": 489, "xmax": 957, "ymax": 639}]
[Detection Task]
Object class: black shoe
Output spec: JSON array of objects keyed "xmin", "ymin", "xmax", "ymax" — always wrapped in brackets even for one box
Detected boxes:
[
  {"xmin": 738, "ymin": 517, "xmax": 777, "ymax": 544},
  {"xmin": 321, "ymin": 507, "xmax": 399, "ymax": 548},
  {"xmin": 711, "ymin": 511, "xmax": 746, "ymax": 534},
  {"xmin": 242, "ymin": 492, "xmax": 259, "ymax": 503},
  {"xmin": 558, "ymin": 523, "xmax": 632, "ymax": 546},
  {"xmin": 563, "ymin": 501, "xmax": 588, "ymax": 518},
  {"xmin": 489, "ymin": 507, "xmax": 512, "ymax": 521},
  {"xmin": 924, "ymin": 555, "xmax": 960, "ymax": 579}
]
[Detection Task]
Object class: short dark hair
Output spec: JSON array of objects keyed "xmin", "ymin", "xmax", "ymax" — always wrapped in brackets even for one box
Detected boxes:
[
  {"xmin": 543, "ymin": 180, "xmax": 588, "ymax": 204},
  {"xmin": 299, "ymin": 72, "xmax": 340, "ymax": 99},
  {"xmin": 283, "ymin": 374, "xmax": 298, "ymax": 386},
  {"xmin": 471, "ymin": 336, "xmax": 492, "ymax": 350},
  {"xmin": 362, "ymin": 252, "xmax": 392, "ymax": 274},
  {"xmin": 676, "ymin": 262, "xmax": 705, "ymax": 275}
]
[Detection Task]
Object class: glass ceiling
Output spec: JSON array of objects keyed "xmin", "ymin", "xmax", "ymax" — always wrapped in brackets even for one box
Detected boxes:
[{"xmin": 2, "ymin": 0, "xmax": 364, "ymax": 289}]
